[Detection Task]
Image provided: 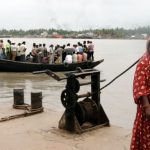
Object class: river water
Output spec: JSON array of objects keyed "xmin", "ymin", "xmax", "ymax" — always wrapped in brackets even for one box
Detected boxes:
[{"xmin": 0, "ymin": 38, "xmax": 146, "ymax": 129}]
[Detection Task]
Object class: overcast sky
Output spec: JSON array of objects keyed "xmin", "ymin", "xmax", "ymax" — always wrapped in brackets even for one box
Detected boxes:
[{"xmin": 0, "ymin": 0, "xmax": 149, "ymax": 30}]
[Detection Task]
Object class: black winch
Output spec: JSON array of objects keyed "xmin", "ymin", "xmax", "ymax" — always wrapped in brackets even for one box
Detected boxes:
[{"xmin": 33, "ymin": 67, "xmax": 110, "ymax": 133}]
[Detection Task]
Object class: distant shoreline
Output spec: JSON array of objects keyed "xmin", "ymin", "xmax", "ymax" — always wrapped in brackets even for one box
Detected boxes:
[
  {"xmin": 0, "ymin": 36, "xmax": 147, "ymax": 40},
  {"xmin": 0, "ymin": 26, "xmax": 149, "ymax": 39}
]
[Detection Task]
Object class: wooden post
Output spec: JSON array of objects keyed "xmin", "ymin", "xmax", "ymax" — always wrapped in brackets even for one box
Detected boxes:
[
  {"xmin": 31, "ymin": 92, "xmax": 43, "ymax": 109},
  {"xmin": 13, "ymin": 89, "xmax": 24, "ymax": 105}
]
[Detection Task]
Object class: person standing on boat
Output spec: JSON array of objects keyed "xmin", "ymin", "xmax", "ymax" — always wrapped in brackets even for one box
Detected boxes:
[
  {"xmin": 0, "ymin": 40, "xmax": 5, "ymax": 59},
  {"xmin": 83, "ymin": 41, "xmax": 88, "ymax": 54},
  {"xmin": 37, "ymin": 44, "xmax": 43, "ymax": 63},
  {"xmin": 5, "ymin": 39, "xmax": 11, "ymax": 60},
  {"xmin": 76, "ymin": 42, "xmax": 84, "ymax": 54},
  {"xmin": 20, "ymin": 41, "xmax": 27, "ymax": 62},
  {"xmin": 42, "ymin": 43, "xmax": 48, "ymax": 57},
  {"xmin": 11, "ymin": 43, "xmax": 17, "ymax": 61},
  {"xmin": 64, "ymin": 43, "xmax": 73, "ymax": 55},
  {"xmin": 42, "ymin": 43, "xmax": 48, "ymax": 63},
  {"xmin": 130, "ymin": 38, "xmax": 150, "ymax": 150},
  {"xmin": 48, "ymin": 44, "xmax": 54, "ymax": 64},
  {"xmin": 55, "ymin": 45, "xmax": 63, "ymax": 63},
  {"xmin": 16, "ymin": 43, "xmax": 22, "ymax": 61},
  {"xmin": 87, "ymin": 41, "xmax": 94, "ymax": 61},
  {"xmin": 31, "ymin": 43, "xmax": 38, "ymax": 62}
]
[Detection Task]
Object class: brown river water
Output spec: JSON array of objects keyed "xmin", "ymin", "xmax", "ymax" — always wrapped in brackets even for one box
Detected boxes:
[{"xmin": 0, "ymin": 38, "xmax": 146, "ymax": 129}]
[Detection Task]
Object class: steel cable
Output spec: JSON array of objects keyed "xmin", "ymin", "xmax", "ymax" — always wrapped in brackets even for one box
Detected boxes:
[{"xmin": 100, "ymin": 58, "xmax": 140, "ymax": 91}]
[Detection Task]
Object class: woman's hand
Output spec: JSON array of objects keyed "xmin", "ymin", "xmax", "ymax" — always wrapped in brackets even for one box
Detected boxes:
[
  {"xmin": 142, "ymin": 96, "xmax": 150, "ymax": 119},
  {"xmin": 144, "ymin": 105, "xmax": 150, "ymax": 119}
]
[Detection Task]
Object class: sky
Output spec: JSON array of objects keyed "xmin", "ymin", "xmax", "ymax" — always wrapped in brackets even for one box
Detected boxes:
[{"xmin": 0, "ymin": 0, "xmax": 150, "ymax": 30}]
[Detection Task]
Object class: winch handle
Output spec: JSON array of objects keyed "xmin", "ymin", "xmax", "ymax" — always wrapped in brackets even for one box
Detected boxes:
[{"xmin": 33, "ymin": 70, "xmax": 67, "ymax": 81}]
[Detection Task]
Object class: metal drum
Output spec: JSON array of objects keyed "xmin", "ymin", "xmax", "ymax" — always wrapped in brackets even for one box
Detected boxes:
[
  {"xmin": 31, "ymin": 92, "xmax": 42, "ymax": 109},
  {"xmin": 75, "ymin": 98, "xmax": 99, "ymax": 125},
  {"xmin": 13, "ymin": 89, "xmax": 24, "ymax": 105}
]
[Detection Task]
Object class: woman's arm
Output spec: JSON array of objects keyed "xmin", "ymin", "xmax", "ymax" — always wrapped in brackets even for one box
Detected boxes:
[{"xmin": 142, "ymin": 96, "xmax": 150, "ymax": 119}]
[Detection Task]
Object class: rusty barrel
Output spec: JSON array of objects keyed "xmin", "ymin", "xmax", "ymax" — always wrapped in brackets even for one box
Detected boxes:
[
  {"xmin": 13, "ymin": 89, "xmax": 24, "ymax": 105},
  {"xmin": 31, "ymin": 92, "xmax": 42, "ymax": 109}
]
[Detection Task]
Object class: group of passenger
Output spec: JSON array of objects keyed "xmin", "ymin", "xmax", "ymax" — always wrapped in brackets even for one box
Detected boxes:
[
  {"xmin": 0, "ymin": 39, "xmax": 94, "ymax": 64},
  {"xmin": 28, "ymin": 40, "xmax": 94, "ymax": 64},
  {"xmin": 0, "ymin": 39, "xmax": 27, "ymax": 61}
]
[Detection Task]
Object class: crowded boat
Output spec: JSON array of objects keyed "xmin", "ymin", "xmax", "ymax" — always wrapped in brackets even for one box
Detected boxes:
[{"xmin": 0, "ymin": 40, "xmax": 94, "ymax": 64}]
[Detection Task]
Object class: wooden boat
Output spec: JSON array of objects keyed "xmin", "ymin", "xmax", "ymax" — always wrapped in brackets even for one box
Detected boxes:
[{"xmin": 0, "ymin": 59, "xmax": 103, "ymax": 72}]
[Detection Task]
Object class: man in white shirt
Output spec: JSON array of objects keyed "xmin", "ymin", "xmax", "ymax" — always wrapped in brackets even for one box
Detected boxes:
[
  {"xmin": 20, "ymin": 41, "xmax": 27, "ymax": 62},
  {"xmin": 11, "ymin": 43, "xmax": 17, "ymax": 61},
  {"xmin": 16, "ymin": 43, "xmax": 21, "ymax": 61}
]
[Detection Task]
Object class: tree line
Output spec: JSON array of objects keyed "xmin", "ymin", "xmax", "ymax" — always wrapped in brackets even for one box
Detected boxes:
[{"xmin": 0, "ymin": 26, "xmax": 150, "ymax": 39}]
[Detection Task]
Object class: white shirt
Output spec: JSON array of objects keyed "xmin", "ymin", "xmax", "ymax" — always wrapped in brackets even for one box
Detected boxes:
[
  {"xmin": 72, "ymin": 53, "xmax": 77, "ymax": 63},
  {"xmin": 17, "ymin": 46, "xmax": 21, "ymax": 56},
  {"xmin": 19, "ymin": 44, "xmax": 27, "ymax": 55},
  {"xmin": 65, "ymin": 55, "xmax": 72, "ymax": 64},
  {"xmin": 11, "ymin": 44, "xmax": 17, "ymax": 52}
]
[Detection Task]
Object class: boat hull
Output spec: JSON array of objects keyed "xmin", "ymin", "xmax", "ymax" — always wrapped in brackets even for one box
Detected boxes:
[{"xmin": 0, "ymin": 59, "xmax": 103, "ymax": 72}]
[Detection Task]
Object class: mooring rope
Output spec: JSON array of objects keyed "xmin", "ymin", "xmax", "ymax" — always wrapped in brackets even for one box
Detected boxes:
[
  {"xmin": 0, "ymin": 105, "xmax": 43, "ymax": 122},
  {"xmin": 100, "ymin": 58, "xmax": 140, "ymax": 91}
]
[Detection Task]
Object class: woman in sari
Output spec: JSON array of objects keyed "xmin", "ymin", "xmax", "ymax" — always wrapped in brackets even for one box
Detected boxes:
[{"xmin": 131, "ymin": 38, "xmax": 150, "ymax": 149}]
